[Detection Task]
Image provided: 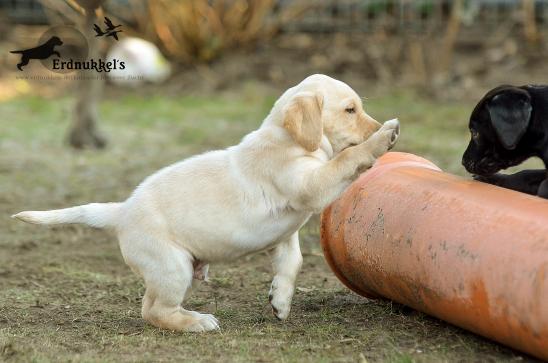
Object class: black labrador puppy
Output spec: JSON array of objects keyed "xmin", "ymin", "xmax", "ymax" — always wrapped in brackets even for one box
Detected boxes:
[
  {"xmin": 10, "ymin": 36, "xmax": 63, "ymax": 71},
  {"xmin": 462, "ymin": 85, "xmax": 548, "ymax": 199}
]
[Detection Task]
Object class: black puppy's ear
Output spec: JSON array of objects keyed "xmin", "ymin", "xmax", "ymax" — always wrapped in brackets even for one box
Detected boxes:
[{"xmin": 487, "ymin": 90, "xmax": 532, "ymax": 150}]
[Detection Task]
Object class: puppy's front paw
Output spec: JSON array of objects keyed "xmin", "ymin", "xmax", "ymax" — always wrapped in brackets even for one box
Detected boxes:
[
  {"xmin": 363, "ymin": 119, "xmax": 400, "ymax": 158},
  {"xmin": 268, "ymin": 277, "xmax": 294, "ymax": 321},
  {"xmin": 379, "ymin": 118, "xmax": 400, "ymax": 150},
  {"xmin": 473, "ymin": 173, "xmax": 503, "ymax": 186}
]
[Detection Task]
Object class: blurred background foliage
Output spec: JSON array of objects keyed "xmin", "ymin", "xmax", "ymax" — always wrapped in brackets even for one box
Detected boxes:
[{"xmin": 1, "ymin": 0, "xmax": 548, "ymax": 98}]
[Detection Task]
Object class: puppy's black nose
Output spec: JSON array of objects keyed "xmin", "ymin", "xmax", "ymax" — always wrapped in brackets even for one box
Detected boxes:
[{"xmin": 462, "ymin": 158, "xmax": 474, "ymax": 173}]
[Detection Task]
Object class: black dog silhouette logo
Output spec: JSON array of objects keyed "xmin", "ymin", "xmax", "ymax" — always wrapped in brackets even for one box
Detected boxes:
[
  {"xmin": 9, "ymin": 26, "xmax": 88, "ymax": 73},
  {"xmin": 93, "ymin": 17, "xmax": 123, "ymax": 41},
  {"xmin": 8, "ymin": 24, "xmax": 125, "ymax": 74},
  {"xmin": 10, "ymin": 36, "xmax": 63, "ymax": 71}
]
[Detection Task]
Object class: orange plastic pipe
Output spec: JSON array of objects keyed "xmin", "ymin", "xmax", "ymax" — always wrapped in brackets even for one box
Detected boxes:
[{"xmin": 321, "ymin": 152, "xmax": 548, "ymax": 360}]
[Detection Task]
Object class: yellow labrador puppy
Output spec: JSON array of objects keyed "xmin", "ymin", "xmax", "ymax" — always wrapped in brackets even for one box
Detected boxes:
[{"xmin": 13, "ymin": 74, "xmax": 399, "ymax": 332}]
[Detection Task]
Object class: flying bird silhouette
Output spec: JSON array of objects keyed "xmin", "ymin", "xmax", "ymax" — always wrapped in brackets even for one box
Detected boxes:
[
  {"xmin": 106, "ymin": 30, "xmax": 123, "ymax": 41},
  {"xmin": 93, "ymin": 17, "xmax": 123, "ymax": 41},
  {"xmin": 93, "ymin": 24, "xmax": 106, "ymax": 37},
  {"xmin": 104, "ymin": 17, "xmax": 122, "ymax": 31}
]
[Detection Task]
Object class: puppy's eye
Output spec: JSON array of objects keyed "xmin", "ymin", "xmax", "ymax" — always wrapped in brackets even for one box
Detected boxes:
[{"xmin": 345, "ymin": 107, "xmax": 355, "ymax": 114}]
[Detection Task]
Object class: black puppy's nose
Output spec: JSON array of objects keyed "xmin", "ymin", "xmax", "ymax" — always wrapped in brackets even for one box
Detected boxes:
[{"xmin": 462, "ymin": 158, "xmax": 474, "ymax": 172}]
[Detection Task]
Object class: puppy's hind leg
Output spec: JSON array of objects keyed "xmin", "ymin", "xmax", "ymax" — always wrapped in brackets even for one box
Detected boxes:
[
  {"xmin": 16, "ymin": 56, "xmax": 29, "ymax": 71},
  {"xmin": 183, "ymin": 262, "xmax": 209, "ymax": 303},
  {"xmin": 120, "ymin": 234, "xmax": 219, "ymax": 332}
]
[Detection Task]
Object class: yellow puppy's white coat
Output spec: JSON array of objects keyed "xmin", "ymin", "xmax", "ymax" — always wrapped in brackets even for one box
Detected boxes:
[{"xmin": 13, "ymin": 74, "xmax": 399, "ymax": 332}]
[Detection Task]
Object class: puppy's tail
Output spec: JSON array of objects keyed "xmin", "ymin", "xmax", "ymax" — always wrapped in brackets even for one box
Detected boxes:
[
  {"xmin": 9, "ymin": 50, "xmax": 23, "ymax": 54},
  {"xmin": 11, "ymin": 202, "xmax": 122, "ymax": 229}
]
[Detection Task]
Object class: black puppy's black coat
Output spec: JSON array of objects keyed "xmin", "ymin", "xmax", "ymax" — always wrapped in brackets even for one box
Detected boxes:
[
  {"xmin": 462, "ymin": 85, "xmax": 548, "ymax": 198},
  {"xmin": 10, "ymin": 36, "xmax": 63, "ymax": 71}
]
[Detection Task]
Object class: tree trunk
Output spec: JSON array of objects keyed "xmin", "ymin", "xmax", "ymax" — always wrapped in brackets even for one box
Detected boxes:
[{"xmin": 68, "ymin": 4, "xmax": 106, "ymax": 149}]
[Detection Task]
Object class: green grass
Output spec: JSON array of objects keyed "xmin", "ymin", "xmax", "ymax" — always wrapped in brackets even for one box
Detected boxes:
[{"xmin": 0, "ymin": 84, "xmax": 540, "ymax": 362}]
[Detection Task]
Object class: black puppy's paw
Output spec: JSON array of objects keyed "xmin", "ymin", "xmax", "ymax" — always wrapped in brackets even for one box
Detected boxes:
[
  {"xmin": 474, "ymin": 170, "xmax": 547, "ymax": 196},
  {"xmin": 473, "ymin": 174, "xmax": 503, "ymax": 185},
  {"xmin": 537, "ymin": 180, "xmax": 548, "ymax": 199}
]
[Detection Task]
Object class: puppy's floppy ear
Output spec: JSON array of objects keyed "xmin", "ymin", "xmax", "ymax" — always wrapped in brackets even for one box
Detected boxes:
[
  {"xmin": 283, "ymin": 91, "xmax": 323, "ymax": 152},
  {"xmin": 487, "ymin": 89, "xmax": 532, "ymax": 150}
]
